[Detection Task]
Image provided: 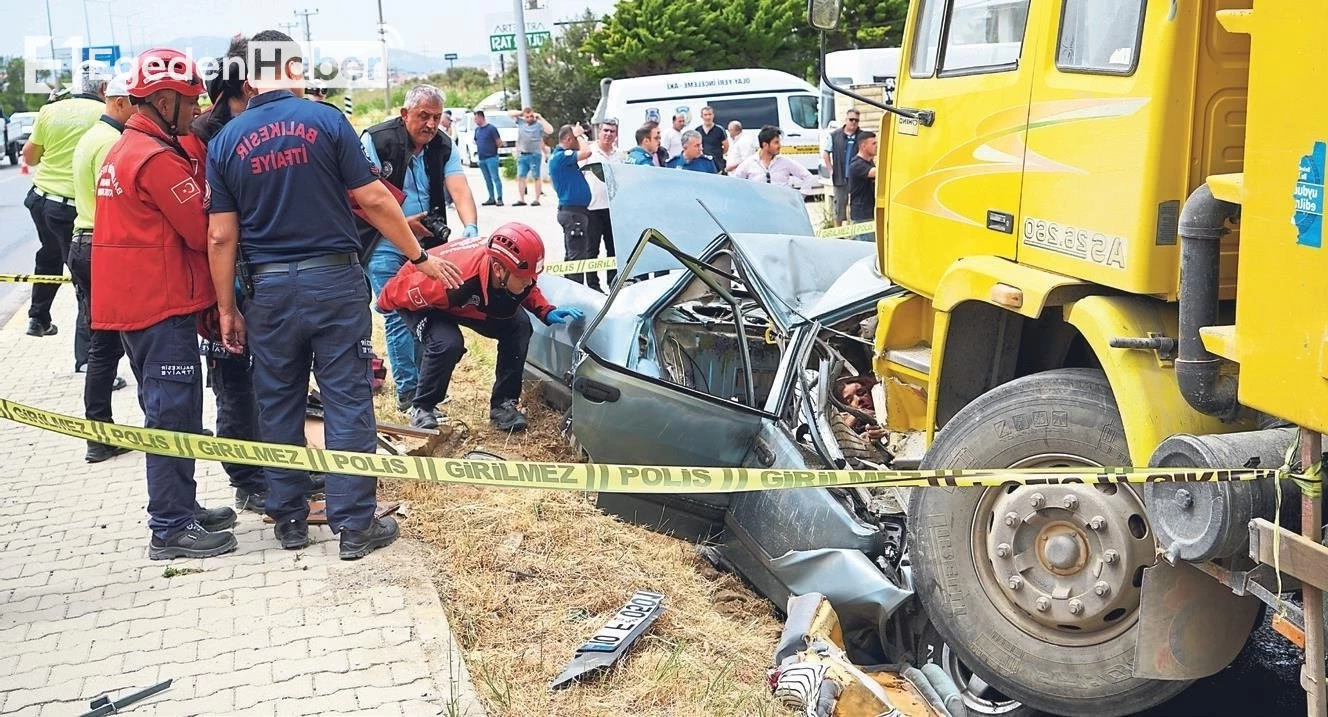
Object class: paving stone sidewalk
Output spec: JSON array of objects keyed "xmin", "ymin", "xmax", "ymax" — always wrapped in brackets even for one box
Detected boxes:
[{"xmin": 0, "ymin": 289, "xmax": 485, "ymax": 716}]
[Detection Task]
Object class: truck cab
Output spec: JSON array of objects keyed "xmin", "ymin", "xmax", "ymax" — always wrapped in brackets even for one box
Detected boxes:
[{"xmin": 810, "ymin": 0, "xmax": 1328, "ymax": 715}]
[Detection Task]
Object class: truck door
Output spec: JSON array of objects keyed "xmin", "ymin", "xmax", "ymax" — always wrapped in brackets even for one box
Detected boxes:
[{"xmin": 885, "ymin": 0, "xmax": 1041, "ymax": 293}]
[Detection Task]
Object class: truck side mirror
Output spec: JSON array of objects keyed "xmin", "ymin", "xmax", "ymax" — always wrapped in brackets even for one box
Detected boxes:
[{"xmin": 808, "ymin": 0, "xmax": 842, "ymax": 31}]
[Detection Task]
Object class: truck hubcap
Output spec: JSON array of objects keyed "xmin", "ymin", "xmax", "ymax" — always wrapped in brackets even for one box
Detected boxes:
[{"xmin": 972, "ymin": 453, "xmax": 1155, "ymax": 645}]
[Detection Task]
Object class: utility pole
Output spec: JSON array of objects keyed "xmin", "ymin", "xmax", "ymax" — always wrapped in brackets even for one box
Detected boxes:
[
  {"xmin": 293, "ymin": 8, "xmax": 319, "ymax": 43},
  {"xmin": 277, "ymin": 21, "xmax": 300, "ymax": 37},
  {"xmin": 376, "ymin": 0, "xmax": 391, "ymax": 110},
  {"xmin": 512, "ymin": 0, "xmax": 531, "ymax": 109},
  {"xmin": 81, "ymin": 0, "xmax": 93, "ymax": 44},
  {"xmin": 44, "ymin": 0, "xmax": 57, "ymax": 64}
]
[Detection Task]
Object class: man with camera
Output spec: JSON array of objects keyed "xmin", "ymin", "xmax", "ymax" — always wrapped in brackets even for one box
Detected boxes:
[{"xmin": 358, "ymin": 85, "xmax": 480, "ymax": 414}]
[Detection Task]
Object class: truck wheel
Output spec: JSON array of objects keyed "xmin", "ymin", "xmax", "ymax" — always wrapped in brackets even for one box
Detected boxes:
[{"xmin": 910, "ymin": 368, "xmax": 1190, "ymax": 717}]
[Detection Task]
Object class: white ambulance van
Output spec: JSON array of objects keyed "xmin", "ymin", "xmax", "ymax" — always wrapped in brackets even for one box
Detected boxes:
[{"xmin": 592, "ymin": 68, "xmax": 823, "ymax": 175}]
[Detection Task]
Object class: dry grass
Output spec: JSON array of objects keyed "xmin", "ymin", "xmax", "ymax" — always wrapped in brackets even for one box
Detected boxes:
[{"xmin": 368, "ymin": 324, "xmax": 786, "ymax": 716}]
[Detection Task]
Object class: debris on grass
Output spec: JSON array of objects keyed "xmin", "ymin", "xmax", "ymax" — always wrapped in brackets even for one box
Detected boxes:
[
  {"xmin": 372, "ymin": 326, "xmax": 785, "ymax": 717},
  {"xmin": 161, "ymin": 567, "xmax": 204, "ymax": 578}
]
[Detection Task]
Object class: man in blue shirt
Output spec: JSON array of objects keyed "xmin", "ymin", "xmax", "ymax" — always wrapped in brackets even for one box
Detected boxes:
[
  {"xmin": 472, "ymin": 110, "xmax": 503, "ymax": 206},
  {"xmin": 549, "ymin": 124, "xmax": 594, "ymax": 282},
  {"xmin": 667, "ymin": 130, "xmax": 719, "ymax": 173},
  {"xmin": 358, "ymin": 85, "xmax": 479, "ymax": 414},
  {"xmin": 206, "ymin": 31, "xmax": 461, "ymax": 560}
]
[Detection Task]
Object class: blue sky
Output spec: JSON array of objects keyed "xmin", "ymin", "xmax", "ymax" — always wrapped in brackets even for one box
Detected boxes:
[{"xmin": 5, "ymin": 0, "xmax": 617, "ymax": 60}]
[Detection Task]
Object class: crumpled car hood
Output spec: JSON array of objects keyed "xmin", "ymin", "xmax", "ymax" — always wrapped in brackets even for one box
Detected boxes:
[{"xmin": 603, "ymin": 162, "xmax": 816, "ymax": 277}]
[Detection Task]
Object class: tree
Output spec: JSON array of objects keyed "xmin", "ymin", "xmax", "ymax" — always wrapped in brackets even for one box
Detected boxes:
[
  {"xmin": 829, "ymin": 0, "xmax": 909, "ymax": 51},
  {"xmin": 1, "ymin": 57, "xmax": 31, "ymax": 115},
  {"xmin": 523, "ymin": 10, "xmax": 605, "ymax": 127},
  {"xmin": 583, "ymin": 0, "xmax": 813, "ymax": 79}
]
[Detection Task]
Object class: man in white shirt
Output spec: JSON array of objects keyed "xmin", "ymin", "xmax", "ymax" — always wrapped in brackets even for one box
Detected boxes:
[
  {"xmin": 579, "ymin": 119, "xmax": 624, "ymax": 291},
  {"xmin": 730, "ymin": 125, "xmax": 815, "ymax": 192},
  {"xmin": 660, "ymin": 112, "xmax": 685, "ymax": 162},
  {"xmin": 724, "ymin": 120, "xmax": 757, "ymax": 172}
]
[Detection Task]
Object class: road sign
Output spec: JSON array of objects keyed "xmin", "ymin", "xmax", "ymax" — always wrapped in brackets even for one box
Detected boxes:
[
  {"xmin": 81, "ymin": 45, "xmax": 121, "ymax": 67},
  {"xmin": 444, "ymin": 52, "xmax": 459, "ymax": 61},
  {"xmin": 488, "ymin": 32, "xmax": 551, "ymax": 53},
  {"xmin": 485, "ymin": 10, "xmax": 553, "ymax": 55}
]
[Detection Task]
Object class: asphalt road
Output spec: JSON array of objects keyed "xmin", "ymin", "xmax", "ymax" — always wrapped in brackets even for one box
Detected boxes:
[{"xmin": 0, "ymin": 164, "xmax": 39, "ymax": 326}]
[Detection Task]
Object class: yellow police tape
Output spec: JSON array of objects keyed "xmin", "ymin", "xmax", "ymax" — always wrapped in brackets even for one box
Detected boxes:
[
  {"xmin": 543, "ymin": 257, "xmax": 618, "ymax": 276},
  {"xmin": 0, "ymin": 397, "xmax": 1289, "ymax": 492},
  {"xmin": 0, "ymin": 273, "xmax": 71, "ymax": 284},
  {"xmin": 816, "ymin": 221, "xmax": 875, "ymax": 239}
]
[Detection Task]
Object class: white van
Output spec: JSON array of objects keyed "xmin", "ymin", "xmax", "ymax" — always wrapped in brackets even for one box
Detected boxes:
[
  {"xmin": 592, "ymin": 68, "xmax": 823, "ymax": 174},
  {"xmin": 819, "ymin": 48, "xmax": 901, "ymax": 127}
]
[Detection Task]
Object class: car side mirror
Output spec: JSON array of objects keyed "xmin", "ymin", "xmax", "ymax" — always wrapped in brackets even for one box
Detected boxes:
[{"xmin": 808, "ymin": 0, "xmax": 842, "ymax": 31}]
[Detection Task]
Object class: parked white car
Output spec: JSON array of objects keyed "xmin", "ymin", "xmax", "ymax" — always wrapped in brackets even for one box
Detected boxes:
[{"xmin": 453, "ymin": 111, "xmax": 520, "ymax": 167}]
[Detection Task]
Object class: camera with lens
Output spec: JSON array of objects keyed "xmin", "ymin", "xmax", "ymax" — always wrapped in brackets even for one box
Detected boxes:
[{"xmin": 419, "ymin": 209, "xmax": 452, "ymax": 249}]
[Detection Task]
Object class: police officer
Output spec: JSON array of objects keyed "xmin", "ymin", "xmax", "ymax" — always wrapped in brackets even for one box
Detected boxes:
[
  {"xmin": 93, "ymin": 48, "xmax": 238, "ymax": 560},
  {"xmin": 206, "ymin": 31, "xmax": 461, "ymax": 559},
  {"xmin": 24, "ymin": 61, "xmax": 109, "ymax": 356},
  {"xmin": 549, "ymin": 124, "xmax": 595, "ymax": 288},
  {"xmin": 376, "ymin": 223, "xmax": 583, "ymax": 432},
  {"xmin": 358, "ymin": 84, "xmax": 480, "ymax": 415},
  {"xmin": 69, "ymin": 72, "xmax": 133, "ymax": 463},
  {"xmin": 178, "ymin": 37, "xmax": 272, "ymax": 514}
]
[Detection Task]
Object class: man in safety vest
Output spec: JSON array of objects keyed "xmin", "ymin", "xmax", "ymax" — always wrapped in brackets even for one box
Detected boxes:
[
  {"xmin": 92, "ymin": 48, "xmax": 238, "ymax": 560},
  {"xmin": 377, "ymin": 222, "xmax": 584, "ymax": 432}
]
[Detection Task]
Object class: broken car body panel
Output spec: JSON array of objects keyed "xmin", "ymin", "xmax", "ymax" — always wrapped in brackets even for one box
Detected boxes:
[{"xmin": 523, "ymin": 167, "xmax": 914, "ymax": 666}]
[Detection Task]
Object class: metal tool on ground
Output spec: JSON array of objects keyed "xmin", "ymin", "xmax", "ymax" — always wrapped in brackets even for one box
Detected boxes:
[{"xmin": 80, "ymin": 679, "xmax": 172, "ymax": 717}]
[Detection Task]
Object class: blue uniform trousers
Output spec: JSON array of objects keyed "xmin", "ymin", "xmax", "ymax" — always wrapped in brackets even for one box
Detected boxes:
[
  {"xmin": 245, "ymin": 261, "xmax": 378, "ymax": 532},
  {"xmin": 366, "ymin": 245, "xmax": 423, "ymax": 407},
  {"xmin": 121, "ymin": 313, "xmax": 204, "ymax": 539}
]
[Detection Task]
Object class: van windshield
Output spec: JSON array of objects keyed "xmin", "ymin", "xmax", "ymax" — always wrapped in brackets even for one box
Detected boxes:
[{"xmin": 788, "ymin": 95, "xmax": 817, "ymax": 129}]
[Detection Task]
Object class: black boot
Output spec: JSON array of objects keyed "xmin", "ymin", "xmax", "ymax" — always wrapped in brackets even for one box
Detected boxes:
[
  {"xmin": 339, "ymin": 516, "xmax": 400, "ymax": 560},
  {"xmin": 274, "ymin": 518, "xmax": 311, "ymax": 550},
  {"xmin": 85, "ymin": 442, "xmax": 131, "ymax": 463},
  {"xmin": 149, "ymin": 523, "xmax": 237, "ymax": 560},
  {"xmin": 195, "ymin": 505, "xmax": 238, "ymax": 532}
]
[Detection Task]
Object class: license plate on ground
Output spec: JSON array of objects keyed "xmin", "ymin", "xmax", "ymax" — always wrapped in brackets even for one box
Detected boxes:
[{"xmin": 577, "ymin": 591, "xmax": 665, "ymax": 653}]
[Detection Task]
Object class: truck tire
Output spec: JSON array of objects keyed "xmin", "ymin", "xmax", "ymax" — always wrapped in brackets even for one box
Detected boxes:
[{"xmin": 910, "ymin": 368, "xmax": 1190, "ymax": 717}]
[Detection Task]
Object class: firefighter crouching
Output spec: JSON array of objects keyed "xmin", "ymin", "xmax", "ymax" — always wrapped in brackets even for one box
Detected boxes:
[
  {"xmin": 377, "ymin": 222, "xmax": 584, "ymax": 433},
  {"xmin": 92, "ymin": 48, "xmax": 239, "ymax": 560}
]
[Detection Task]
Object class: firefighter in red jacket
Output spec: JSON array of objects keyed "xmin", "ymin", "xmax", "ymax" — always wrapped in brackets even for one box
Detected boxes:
[
  {"xmin": 92, "ymin": 48, "xmax": 238, "ymax": 560},
  {"xmin": 378, "ymin": 222, "xmax": 584, "ymax": 432}
]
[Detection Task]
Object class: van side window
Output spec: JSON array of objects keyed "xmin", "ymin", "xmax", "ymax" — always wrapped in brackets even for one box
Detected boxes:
[
  {"xmin": 1057, "ymin": 0, "xmax": 1146, "ymax": 75},
  {"xmin": 909, "ymin": 0, "xmax": 945, "ymax": 77},
  {"xmin": 709, "ymin": 97, "xmax": 780, "ymax": 131},
  {"xmin": 940, "ymin": 0, "xmax": 1031, "ymax": 75},
  {"xmin": 788, "ymin": 96, "xmax": 818, "ymax": 129}
]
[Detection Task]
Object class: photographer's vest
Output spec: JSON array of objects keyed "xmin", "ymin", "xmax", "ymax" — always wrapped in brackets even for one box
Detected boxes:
[{"xmin": 355, "ymin": 117, "xmax": 453, "ymax": 259}]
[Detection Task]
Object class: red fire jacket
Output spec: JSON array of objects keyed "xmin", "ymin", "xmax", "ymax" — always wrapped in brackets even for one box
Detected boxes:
[
  {"xmin": 92, "ymin": 114, "xmax": 215, "ymax": 331},
  {"xmin": 377, "ymin": 237, "xmax": 555, "ymax": 323}
]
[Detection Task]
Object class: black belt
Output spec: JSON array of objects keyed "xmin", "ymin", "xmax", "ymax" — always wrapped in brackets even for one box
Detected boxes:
[
  {"xmin": 250, "ymin": 253, "xmax": 357, "ymax": 275},
  {"xmin": 73, "ymin": 229, "xmax": 94, "ymax": 244}
]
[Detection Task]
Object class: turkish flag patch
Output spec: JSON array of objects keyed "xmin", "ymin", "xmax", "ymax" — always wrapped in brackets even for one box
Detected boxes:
[
  {"xmin": 170, "ymin": 177, "xmax": 201, "ymax": 204},
  {"xmin": 407, "ymin": 286, "xmax": 426, "ymax": 308}
]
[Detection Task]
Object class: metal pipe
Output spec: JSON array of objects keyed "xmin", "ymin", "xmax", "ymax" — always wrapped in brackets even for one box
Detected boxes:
[
  {"xmin": 920, "ymin": 662, "xmax": 968, "ymax": 717},
  {"xmin": 1175, "ymin": 183, "xmax": 1241, "ymax": 419},
  {"xmin": 1300, "ymin": 428, "xmax": 1326, "ymax": 717}
]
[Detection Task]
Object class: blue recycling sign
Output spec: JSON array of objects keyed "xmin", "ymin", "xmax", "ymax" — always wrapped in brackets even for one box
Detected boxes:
[{"xmin": 1295, "ymin": 141, "xmax": 1326, "ymax": 248}]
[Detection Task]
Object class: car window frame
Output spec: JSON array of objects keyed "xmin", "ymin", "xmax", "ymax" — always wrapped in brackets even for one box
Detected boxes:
[{"xmin": 1055, "ymin": 0, "xmax": 1147, "ymax": 77}]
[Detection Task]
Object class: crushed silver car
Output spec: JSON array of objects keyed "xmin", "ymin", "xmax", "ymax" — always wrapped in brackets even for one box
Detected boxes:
[{"xmin": 523, "ymin": 165, "xmax": 1031, "ymax": 716}]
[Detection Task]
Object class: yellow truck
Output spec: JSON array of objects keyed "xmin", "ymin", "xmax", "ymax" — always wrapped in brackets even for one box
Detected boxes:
[{"xmin": 811, "ymin": 0, "xmax": 1328, "ymax": 715}]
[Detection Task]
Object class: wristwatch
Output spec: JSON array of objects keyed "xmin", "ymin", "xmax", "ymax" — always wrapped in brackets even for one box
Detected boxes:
[{"xmin": 410, "ymin": 249, "xmax": 429, "ymax": 265}]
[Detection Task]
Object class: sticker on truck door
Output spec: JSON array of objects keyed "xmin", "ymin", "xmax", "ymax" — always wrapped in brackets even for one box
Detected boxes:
[{"xmin": 1295, "ymin": 141, "xmax": 1325, "ymax": 248}]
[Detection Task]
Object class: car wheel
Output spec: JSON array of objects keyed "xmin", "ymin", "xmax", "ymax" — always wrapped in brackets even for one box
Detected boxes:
[
  {"xmin": 909, "ymin": 368, "xmax": 1190, "ymax": 717},
  {"xmin": 917, "ymin": 621, "xmax": 1041, "ymax": 717}
]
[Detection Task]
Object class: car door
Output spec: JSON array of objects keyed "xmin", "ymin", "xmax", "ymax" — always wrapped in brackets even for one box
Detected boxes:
[
  {"xmin": 570, "ymin": 231, "xmax": 771, "ymax": 468},
  {"xmin": 884, "ymin": 0, "xmax": 1041, "ymax": 292}
]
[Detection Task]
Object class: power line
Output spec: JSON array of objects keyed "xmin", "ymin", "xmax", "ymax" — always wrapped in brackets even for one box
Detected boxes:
[{"xmin": 293, "ymin": 8, "xmax": 319, "ymax": 43}]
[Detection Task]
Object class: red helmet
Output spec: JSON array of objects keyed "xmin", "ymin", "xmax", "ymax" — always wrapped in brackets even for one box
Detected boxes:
[
  {"xmin": 487, "ymin": 222, "xmax": 545, "ymax": 281},
  {"xmin": 127, "ymin": 48, "xmax": 205, "ymax": 99}
]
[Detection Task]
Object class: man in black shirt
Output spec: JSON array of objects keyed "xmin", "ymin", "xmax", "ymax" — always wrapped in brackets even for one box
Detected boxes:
[
  {"xmin": 846, "ymin": 130, "xmax": 878, "ymax": 242},
  {"xmin": 696, "ymin": 106, "xmax": 728, "ymax": 173}
]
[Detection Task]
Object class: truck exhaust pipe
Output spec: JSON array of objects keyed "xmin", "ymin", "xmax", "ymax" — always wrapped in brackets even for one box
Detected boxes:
[{"xmin": 1176, "ymin": 183, "xmax": 1241, "ymax": 419}]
